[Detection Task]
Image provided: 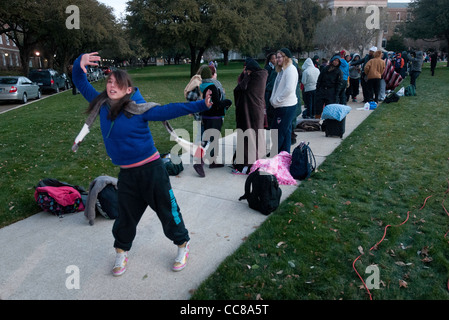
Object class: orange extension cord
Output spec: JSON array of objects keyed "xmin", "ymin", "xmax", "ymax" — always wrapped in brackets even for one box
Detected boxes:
[{"xmin": 353, "ymin": 187, "xmax": 449, "ymax": 300}]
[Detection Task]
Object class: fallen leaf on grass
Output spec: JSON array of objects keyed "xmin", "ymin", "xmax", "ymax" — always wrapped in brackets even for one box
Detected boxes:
[
  {"xmin": 358, "ymin": 246, "xmax": 364, "ymax": 255},
  {"xmin": 399, "ymin": 280, "xmax": 408, "ymax": 288},
  {"xmin": 421, "ymin": 257, "xmax": 433, "ymax": 263},
  {"xmin": 276, "ymin": 241, "xmax": 286, "ymax": 248}
]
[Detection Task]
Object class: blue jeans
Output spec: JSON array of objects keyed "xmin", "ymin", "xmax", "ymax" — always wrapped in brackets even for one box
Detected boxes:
[{"xmin": 271, "ymin": 105, "xmax": 297, "ymax": 154}]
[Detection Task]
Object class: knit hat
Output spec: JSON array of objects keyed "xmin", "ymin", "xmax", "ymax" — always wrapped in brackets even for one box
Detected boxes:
[
  {"xmin": 245, "ymin": 58, "xmax": 261, "ymax": 71},
  {"xmin": 200, "ymin": 65, "xmax": 212, "ymax": 79},
  {"xmin": 280, "ymin": 48, "xmax": 292, "ymax": 58}
]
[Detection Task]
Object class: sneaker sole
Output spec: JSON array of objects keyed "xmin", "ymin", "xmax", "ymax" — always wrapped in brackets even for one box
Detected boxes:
[{"xmin": 172, "ymin": 251, "xmax": 189, "ymax": 272}]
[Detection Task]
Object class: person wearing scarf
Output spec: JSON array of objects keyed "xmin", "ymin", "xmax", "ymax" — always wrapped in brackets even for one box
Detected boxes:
[{"xmin": 71, "ymin": 52, "xmax": 212, "ymax": 276}]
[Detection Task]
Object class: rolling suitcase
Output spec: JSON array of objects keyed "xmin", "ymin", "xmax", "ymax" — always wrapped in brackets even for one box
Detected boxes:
[{"xmin": 323, "ymin": 117, "xmax": 346, "ymax": 138}]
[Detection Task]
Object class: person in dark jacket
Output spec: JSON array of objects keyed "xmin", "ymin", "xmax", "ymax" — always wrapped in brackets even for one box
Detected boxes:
[
  {"xmin": 407, "ymin": 50, "xmax": 423, "ymax": 88},
  {"xmin": 193, "ymin": 65, "xmax": 232, "ymax": 177},
  {"xmin": 429, "ymin": 51, "xmax": 438, "ymax": 76},
  {"xmin": 350, "ymin": 46, "xmax": 376, "ymax": 102},
  {"xmin": 233, "ymin": 58, "xmax": 268, "ymax": 173},
  {"xmin": 264, "ymin": 53, "xmax": 277, "ymax": 129},
  {"xmin": 314, "ymin": 55, "xmax": 342, "ymax": 118}
]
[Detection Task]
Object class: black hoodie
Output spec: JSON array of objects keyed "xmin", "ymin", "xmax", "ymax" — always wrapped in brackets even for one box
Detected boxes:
[{"xmin": 316, "ymin": 55, "xmax": 342, "ymax": 91}]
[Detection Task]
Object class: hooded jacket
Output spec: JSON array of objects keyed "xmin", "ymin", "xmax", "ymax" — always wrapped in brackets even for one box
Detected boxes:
[
  {"xmin": 301, "ymin": 58, "xmax": 320, "ymax": 92},
  {"xmin": 316, "ymin": 55, "xmax": 342, "ymax": 91},
  {"xmin": 364, "ymin": 50, "xmax": 385, "ymax": 80},
  {"xmin": 349, "ymin": 54, "xmax": 361, "ymax": 79}
]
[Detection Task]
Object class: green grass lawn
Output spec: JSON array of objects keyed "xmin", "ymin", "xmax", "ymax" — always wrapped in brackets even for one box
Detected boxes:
[
  {"xmin": 1, "ymin": 61, "xmax": 448, "ymax": 300},
  {"xmin": 191, "ymin": 63, "xmax": 449, "ymax": 300},
  {"xmin": 0, "ymin": 62, "xmax": 243, "ymax": 227}
]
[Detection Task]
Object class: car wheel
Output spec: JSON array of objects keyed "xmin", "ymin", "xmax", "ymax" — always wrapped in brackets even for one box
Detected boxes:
[{"xmin": 22, "ymin": 93, "xmax": 28, "ymax": 104}]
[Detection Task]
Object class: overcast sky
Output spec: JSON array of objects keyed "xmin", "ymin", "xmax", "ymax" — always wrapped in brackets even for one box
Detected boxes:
[{"xmin": 98, "ymin": 0, "xmax": 412, "ymax": 18}]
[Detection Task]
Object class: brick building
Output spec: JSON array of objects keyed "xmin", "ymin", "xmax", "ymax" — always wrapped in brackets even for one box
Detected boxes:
[{"xmin": 0, "ymin": 31, "xmax": 21, "ymax": 71}]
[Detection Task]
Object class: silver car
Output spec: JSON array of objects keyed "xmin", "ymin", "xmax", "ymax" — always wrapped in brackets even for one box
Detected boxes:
[{"xmin": 0, "ymin": 76, "xmax": 41, "ymax": 104}]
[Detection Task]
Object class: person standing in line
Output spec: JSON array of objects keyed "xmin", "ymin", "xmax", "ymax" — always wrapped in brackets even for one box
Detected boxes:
[
  {"xmin": 350, "ymin": 46, "xmax": 376, "ymax": 103},
  {"xmin": 72, "ymin": 51, "xmax": 213, "ymax": 277},
  {"xmin": 336, "ymin": 50, "xmax": 349, "ymax": 105},
  {"xmin": 314, "ymin": 55, "xmax": 342, "ymax": 118},
  {"xmin": 269, "ymin": 48, "xmax": 298, "ymax": 154},
  {"xmin": 301, "ymin": 57, "xmax": 320, "ymax": 118},
  {"xmin": 394, "ymin": 52, "xmax": 405, "ymax": 77},
  {"xmin": 264, "ymin": 53, "xmax": 277, "ymax": 129},
  {"xmin": 364, "ymin": 50, "xmax": 385, "ymax": 103},
  {"xmin": 233, "ymin": 58, "xmax": 268, "ymax": 174},
  {"xmin": 347, "ymin": 53, "xmax": 361, "ymax": 102}
]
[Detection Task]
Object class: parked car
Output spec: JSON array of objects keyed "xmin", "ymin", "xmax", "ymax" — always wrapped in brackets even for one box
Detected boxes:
[
  {"xmin": 86, "ymin": 66, "xmax": 101, "ymax": 82},
  {"xmin": 95, "ymin": 68, "xmax": 105, "ymax": 80},
  {"xmin": 0, "ymin": 76, "xmax": 41, "ymax": 104},
  {"xmin": 28, "ymin": 69, "xmax": 66, "ymax": 93},
  {"xmin": 60, "ymin": 73, "xmax": 72, "ymax": 90}
]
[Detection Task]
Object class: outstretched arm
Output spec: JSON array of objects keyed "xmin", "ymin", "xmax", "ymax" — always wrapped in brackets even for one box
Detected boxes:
[{"xmin": 72, "ymin": 52, "xmax": 103, "ymax": 102}]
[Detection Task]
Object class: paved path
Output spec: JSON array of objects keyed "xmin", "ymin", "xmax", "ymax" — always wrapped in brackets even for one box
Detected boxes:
[{"xmin": 0, "ymin": 102, "xmax": 372, "ymax": 300}]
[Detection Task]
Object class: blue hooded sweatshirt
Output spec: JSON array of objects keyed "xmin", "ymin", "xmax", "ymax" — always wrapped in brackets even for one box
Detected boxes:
[{"xmin": 72, "ymin": 54, "xmax": 208, "ymax": 166}]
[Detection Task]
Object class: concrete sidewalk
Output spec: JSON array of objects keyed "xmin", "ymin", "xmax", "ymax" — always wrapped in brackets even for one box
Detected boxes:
[{"xmin": 0, "ymin": 102, "xmax": 373, "ymax": 300}]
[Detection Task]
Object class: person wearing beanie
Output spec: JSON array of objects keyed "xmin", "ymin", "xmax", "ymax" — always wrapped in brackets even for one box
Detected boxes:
[
  {"xmin": 269, "ymin": 49, "xmax": 299, "ymax": 154},
  {"xmin": 193, "ymin": 65, "xmax": 232, "ymax": 177},
  {"xmin": 233, "ymin": 58, "xmax": 268, "ymax": 174}
]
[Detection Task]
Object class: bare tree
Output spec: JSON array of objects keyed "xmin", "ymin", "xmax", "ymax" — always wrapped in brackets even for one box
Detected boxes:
[{"xmin": 313, "ymin": 9, "xmax": 387, "ymax": 57}]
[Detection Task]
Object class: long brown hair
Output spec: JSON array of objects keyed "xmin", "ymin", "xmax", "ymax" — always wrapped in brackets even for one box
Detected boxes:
[{"xmin": 86, "ymin": 70, "xmax": 134, "ymax": 120}]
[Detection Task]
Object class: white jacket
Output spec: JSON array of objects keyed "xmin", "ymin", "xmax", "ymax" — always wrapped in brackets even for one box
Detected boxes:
[
  {"xmin": 301, "ymin": 58, "xmax": 320, "ymax": 92},
  {"xmin": 270, "ymin": 61, "xmax": 298, "ymax": 108}
]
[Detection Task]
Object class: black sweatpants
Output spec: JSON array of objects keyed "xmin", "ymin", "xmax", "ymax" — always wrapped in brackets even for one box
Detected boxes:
[{"xmin": 112, "ymin": 158, "xmax": 189, "ymax": 251}]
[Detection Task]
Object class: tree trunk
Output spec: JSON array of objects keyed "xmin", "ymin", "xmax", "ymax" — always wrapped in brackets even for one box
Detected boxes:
[
  {"xmin": 190, "ymin": 45, "xmax": 205, "ymax": 77},
  {"xmin": 223, "ymin": 49, "xmax": 229, "ymax": 66}
]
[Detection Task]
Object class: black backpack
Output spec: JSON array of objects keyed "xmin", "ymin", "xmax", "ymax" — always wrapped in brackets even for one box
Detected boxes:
[
  {"xmin": 290, "ymin": 142, "xmax": 316, "ymax": 180},
  {"xmin": 239, "ymin": 169, "xmax": 282, "ymax": 215},
  {"xmin": 384, "ymin": 92, "xmax": 400, "ymax": 104}
]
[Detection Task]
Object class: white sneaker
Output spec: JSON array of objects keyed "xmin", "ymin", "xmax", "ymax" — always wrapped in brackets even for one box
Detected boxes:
[
  {"xmin": 172, "ymin": 241, "xmax": 190, "ymax": 272},
  {"xmin": 112, "ymin": 249, "xmax": 128, "ymax": 277}
]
